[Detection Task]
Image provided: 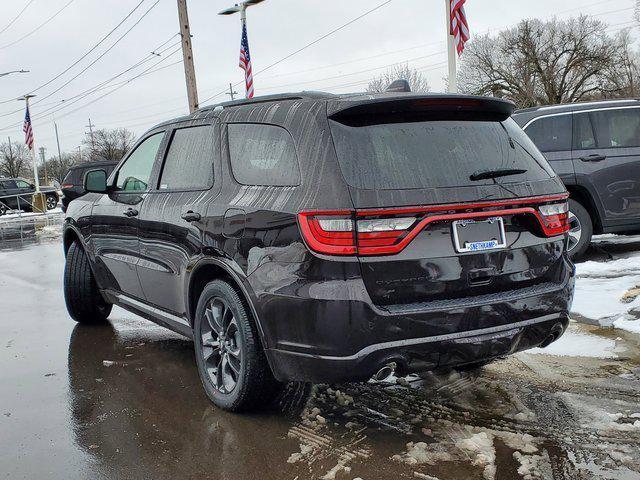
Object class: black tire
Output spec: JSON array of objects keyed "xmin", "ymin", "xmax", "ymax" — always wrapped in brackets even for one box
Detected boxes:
[
  {"xmin": 568, "ymin": 199, "xmax": 593, "ymax": 259},
  {"xmin": 193, "ymin": 280, "xmax": 280, "ymax": 412},
  {"xmin": 46, "ymin": 194, "xmax": 58, "ymax": 210},
  {"xmin": 64, "ymin": 241, "xmax": 112, "ymax": 323}
]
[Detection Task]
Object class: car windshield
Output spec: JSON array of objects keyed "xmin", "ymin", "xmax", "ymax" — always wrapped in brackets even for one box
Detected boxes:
[{"xmin": 329, "ymin": 118, "xmax": 555, "ymax": 190}]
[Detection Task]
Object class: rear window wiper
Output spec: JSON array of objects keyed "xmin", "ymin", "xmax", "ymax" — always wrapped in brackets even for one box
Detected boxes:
[{"xmin": 469, "ymin": 168, "xmax": 527, "ymax": 181}]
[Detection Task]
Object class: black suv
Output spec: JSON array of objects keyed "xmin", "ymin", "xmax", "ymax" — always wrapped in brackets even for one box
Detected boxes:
[
  {"xmin": 62, "ymin": 92, "xmax": 575, "ymax": 411},
  {"xmin": 61, "ymin": 160, "xmax": 118, "ymax": 212},
  {"xmin": 513, "ymin": 99, "xmax": 640, "ymax": 257},
  {"xmin": 0, "ymin": 177, "xmax": 59, "ymax": 215}
]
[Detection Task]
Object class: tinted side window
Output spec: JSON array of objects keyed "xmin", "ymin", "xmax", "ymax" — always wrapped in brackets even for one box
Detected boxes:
[
  {"xmin": 115, "ymin": 133, "xmax": 164, "ymax": 192},
  {"xmin": 524, "ymin": 114, "xmax": 572, "ymax": 152},
  {"xmin": 2, "ymin": 180, "xmax": 17, "ymax": 189},
  {"xmin": 227, "ymin": 124, "xmax": 300, "ymax": 186},
  {"xmin": 590, "ymin": 108, "xmax": 640, "ymax": 148},
  {"xmin": 573, "ymin": 113, "xmax": 596, "ymax": 149},
  {"xmin": 159, "ymin": 126, "xmax": 214, "ymax": 190}
]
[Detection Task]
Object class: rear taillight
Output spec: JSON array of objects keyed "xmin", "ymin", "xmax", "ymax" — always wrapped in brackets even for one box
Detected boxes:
[
  {"xmin": 61, "ymin": 184, "xmax": 73, "ymax": 189},
  {"xmin": 298, "ymin": 211, "xmax": 416, "ymax": 256},
  {"xmin": 298, "ymin": 195, "xmax": 570, "ymax": 257},
  {"xmin": 536, "ymin": 202, "xmax": 570, "ymax": 236}
]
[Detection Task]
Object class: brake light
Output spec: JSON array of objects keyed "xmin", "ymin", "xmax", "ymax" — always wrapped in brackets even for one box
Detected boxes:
[
  {"xmin": 61, "ymin": 184, "xmax": 73, "ymax": 189},
  {"xmin": 298, "ymin": 211, "xmax": 416, "ymax": 256},
  {"xmin": 298, "ymin": 194, "xmax": 570, "ymax": 257},
  {"xmin": 536, "ymin": 202, "xmax": 570, "ymax": 236}
]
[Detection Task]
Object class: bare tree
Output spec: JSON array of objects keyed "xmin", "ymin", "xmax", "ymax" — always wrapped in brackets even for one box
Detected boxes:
[
  {"xmin": 83, "ymin": 128, "xmax": 136, "ymax": 163},
  {"xmin": 459, "ymin": 16, "xmax": 639, "ymax": 107},
  {"xmin": 0, "ymin": 140, "xmax": 31, "ymax": 178},
  {"xmin": 367, "ymin": 63, "xmax": 430, "ymax": 93},
  {"xmin": 39, "ymin": 151, "xmax": 81, "ymax": 185}
]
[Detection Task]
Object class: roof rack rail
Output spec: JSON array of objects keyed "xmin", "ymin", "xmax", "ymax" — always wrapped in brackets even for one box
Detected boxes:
[{"xmin": 196, "ymin": 91, "xmax": 336, "ymax": 113}]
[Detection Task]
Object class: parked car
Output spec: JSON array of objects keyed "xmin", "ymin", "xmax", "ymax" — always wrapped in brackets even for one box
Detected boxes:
[
  {"xmin": 61, "ymin": 160, "xmax": 118, "ymax": 212},
  {"xmin": 63, "ymin": 92, "xmax": 575, "ymax": 412},
  {"xmin": 513, "ymin": 99, "xmax": 640, "ymax": 257},
  {"xmin": 0, "ymin": 177, "xmax": 59, "ymax": 215}
]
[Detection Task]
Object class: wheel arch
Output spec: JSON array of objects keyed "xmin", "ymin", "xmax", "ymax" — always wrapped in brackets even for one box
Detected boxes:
[
  {"xmin": 186, "ymin": 258, "xmax": 269, "ymax": 347},
  {"xmin": 566, "ymin": 184, "xmax": 602, "ymax": 234},
  {"xmin": 63, "ymin": 225, "xmax": 82, "ymax": 255}
]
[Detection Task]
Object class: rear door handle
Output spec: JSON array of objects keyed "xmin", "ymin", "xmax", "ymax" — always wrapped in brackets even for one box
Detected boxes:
[
  {"xmin": 123, "ymin": 208, "xmax": 138, "ymax": 217},
  {"xmin": 580, "ymin": 154, "xmax": 607, "ymax": 162},
  {"xmin": 181, "ymin": 211, "xmax": 201, "ymax": 222}
]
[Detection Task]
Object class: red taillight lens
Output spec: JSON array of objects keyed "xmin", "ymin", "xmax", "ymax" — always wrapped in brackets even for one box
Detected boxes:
[
  {"xmin": 298, "ymin": 211, "xmax": 356, "ymax": 255},
  {"xmin": 298, "ymin": 211, "xmax": 416, "ymax": 255},
  {"xmin": 61, "ymin": 184, "xmax": 73, "ymax": 189},
  {"xmin": 536, "ymin": 202, "xmax": 570, "ymax": 236}
]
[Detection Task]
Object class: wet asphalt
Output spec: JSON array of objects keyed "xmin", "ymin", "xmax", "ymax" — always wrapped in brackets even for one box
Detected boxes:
[{"xmin": 1, "ymin": 222, "xmax": 640, "ymax": 480}]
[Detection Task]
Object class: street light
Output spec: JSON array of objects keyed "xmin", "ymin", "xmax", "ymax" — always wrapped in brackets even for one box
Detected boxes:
[
  {"xmin": 218, "ymin": 0, "xmax": 265, "ymax": 20},
  {"xmin": 0, "ymin": 70, "xmax": 29, "ymax": 78}
]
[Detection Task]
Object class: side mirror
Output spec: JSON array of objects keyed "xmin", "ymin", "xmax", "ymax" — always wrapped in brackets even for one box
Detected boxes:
[
  {"xmin": 29, "ymin": 183, "xmax": 35, "ymax": 189},
  {"xmin": 84, "ymin": 169, "xmax": 108, "ymax": 193}
]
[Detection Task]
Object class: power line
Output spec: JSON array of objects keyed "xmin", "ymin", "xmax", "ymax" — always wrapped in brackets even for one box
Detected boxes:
[
  {"xmin": 0, "ymin": 0, "xmax": 148, "ymax": 106},
  {"xmin": 0, "ymin": 0, "xmax": 75, "ymax": 50},
  {"xmin": 29, "ymin": 0, "xmax": 161, "ymax": 108},
  {"xmin": 200, "ymin": 0, "xmax": 395, "ymax": 104},
  {"xmin": 0, "ymin": 0, "xmax": 36, "ymax": 36}
]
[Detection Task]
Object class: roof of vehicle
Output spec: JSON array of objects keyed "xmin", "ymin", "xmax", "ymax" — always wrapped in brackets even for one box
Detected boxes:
[
  {"xmin": 148, "ymin": 91, "xmax": 516, "ymax": 131},
  {"xmin": 514, "ymin": 98, "xmax": 640, "ymax": 117},
  {"xmin": 68, "ymin": 160, "xmax": 119, "ymax": 170}
]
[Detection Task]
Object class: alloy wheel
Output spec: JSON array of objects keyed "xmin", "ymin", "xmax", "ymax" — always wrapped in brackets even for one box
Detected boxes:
[
  {"xmin": 200, "ymin": 298, "xmax": 242, "ymax": 394},
  {"xmin": 567, "ymin": 210, "xmax": 582, "ymax": 252},
  {"xmin": 46, "ymin": 196, "xmax": 57, "ymax": 210}
]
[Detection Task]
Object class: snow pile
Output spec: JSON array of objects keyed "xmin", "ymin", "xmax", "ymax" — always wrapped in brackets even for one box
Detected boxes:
[
  {"xmin": 527, "ymin": 327, "xmax": 618, "ymax": 358},
  {"xmin": 35, "ymin": 224, "xmax": 62, "ymax": 240},
  {"xmin": 513, "ymin": 451, "xmax": 547, "ymax": 480},
  {"xmin": 455, "ymin": 432, "xmax": 496, "ymax": 480},
  {"xmin": 391, "ymin": 442, "xmax": 454, "ymax": 466},
  {"xmin": 287, "ymin": 443, "xmax": 314, "ymax": 463}
]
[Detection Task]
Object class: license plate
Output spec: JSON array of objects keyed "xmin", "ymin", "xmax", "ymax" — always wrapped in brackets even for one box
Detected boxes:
[{"xmin": 452, "ymin": 217, "xmax": 506, "ymax": 253}]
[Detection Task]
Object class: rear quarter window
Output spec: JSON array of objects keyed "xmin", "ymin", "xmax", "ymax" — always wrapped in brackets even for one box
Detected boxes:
[
  {"xmin": 524, "ymin": 114, "xmax": 572, "ymax": 152},
  {"xmin": 227, "ymin": 123, "xmax": 300, "ymax": 186}
]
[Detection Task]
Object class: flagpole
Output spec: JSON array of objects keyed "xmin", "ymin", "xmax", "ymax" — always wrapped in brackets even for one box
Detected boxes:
[
  {"xmin": 446, "ymin": 0, "xmax": 457, "ymax": 93},
  {"xmin": 19, "ymin": 95, "xmax": 40, "ymax": 193}
]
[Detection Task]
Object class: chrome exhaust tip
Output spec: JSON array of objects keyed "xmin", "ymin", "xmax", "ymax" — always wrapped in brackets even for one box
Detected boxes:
[{"xmin": 373, "ymin": 362, "xmax": 396, "ymax": 382}]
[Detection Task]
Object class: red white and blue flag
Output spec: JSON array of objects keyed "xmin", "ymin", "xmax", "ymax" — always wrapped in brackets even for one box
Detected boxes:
[
  {"xmin": 23, "ymin": 105, "xmax": 34, "ymax": 150},
  {"xmin": 239, "ymin": 20, "xmax": 254, "ymax": 98},
  {"xmin": 450, "ymin": 0, "xmax": 469, "ymax": 56}
]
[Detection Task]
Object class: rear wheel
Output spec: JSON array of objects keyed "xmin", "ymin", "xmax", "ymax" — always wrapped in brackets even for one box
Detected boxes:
[
  {"xmin": 64, "ymin": 241, "xmax": 112, "ymax": 323},
  {"xmin": 193, "ymin": 280, "xmax": 280, "ymax": 412},
  {"xmin": 567, "ymin": 199, "xmax": 592, "ymax": 259},
  {"xmin": 46, "ymin": 194, "xmax": 58, "ymax": 210}
]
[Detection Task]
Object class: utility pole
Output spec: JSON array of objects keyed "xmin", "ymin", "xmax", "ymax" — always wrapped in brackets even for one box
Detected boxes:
[
  {"xmin": 177, "ymin": 0, "xmax": 199, "ymax": 113},
  {"xmin": 227, "ymin": 83, "xmax": 238, "ymax": 101},
  {"xmin": 85, "ymin": 118, "xmax": 96, "ymax": 151},
  {"xmin": 54, "ymin": 123, "xmax": 63, "ymax": 175},
  {"xmin": 39, "ymin": 146, "xmax": 48, "ymax": 185}
]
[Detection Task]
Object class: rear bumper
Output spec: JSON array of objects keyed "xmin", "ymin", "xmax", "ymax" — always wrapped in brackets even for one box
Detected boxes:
[
  {"xmin": 257, "ymin": 257, "xmax": 575, "ymax": 383},
  {"xmin": 266, "ymin": 312, "xmax": 569, "ymax": 382}
]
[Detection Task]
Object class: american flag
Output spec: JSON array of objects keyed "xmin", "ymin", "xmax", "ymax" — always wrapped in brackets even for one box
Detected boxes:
[
  {"xmin": 239, "ymin": 20, "xmax": 254, "ymax": 98},
  {"xmin": 23, "ymin": 105, "xmax": 34, "ymax": 150},
  {"xmin": 450, "ymin": 0, "xmax": 469, "ymax": 56}
]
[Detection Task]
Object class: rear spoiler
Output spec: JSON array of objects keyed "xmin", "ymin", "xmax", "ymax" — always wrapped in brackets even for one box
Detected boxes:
[{"xmin": 327, "ymin": 95, "xmax": 516, "ymax": 124}]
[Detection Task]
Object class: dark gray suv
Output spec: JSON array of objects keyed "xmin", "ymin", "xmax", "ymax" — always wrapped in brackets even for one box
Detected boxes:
[{"xmin": 513, "ymin": 99, "xmax": 640, "ymax": 257}]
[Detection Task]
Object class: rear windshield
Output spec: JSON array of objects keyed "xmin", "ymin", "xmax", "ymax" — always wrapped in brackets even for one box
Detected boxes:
[
  {"xmin": 63, "ymin": 169, "xmax": 81, "ymax": 184},
  {"xmin": 329, "ymin": 118, "xmax": 555, "ymax": 190}
]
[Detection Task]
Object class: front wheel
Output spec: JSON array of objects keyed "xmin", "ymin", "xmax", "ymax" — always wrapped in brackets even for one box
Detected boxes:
[
  {"xmin": 193, "ymin": 280, "xmax": 280, "ymax": 412},
  {"xmin": 567, "ymin": 199, "xmax": 593, "ymax": 259},
  {"xmin": 64, "ymin": 241, "xmax": 112, "ymax": 323}
]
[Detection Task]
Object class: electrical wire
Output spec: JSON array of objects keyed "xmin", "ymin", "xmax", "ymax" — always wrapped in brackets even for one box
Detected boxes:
[
  {"xmin": 0, "ymin": 0, "xmax": 75, "ymax": 50},
  {"xmin": 0, "ymin": 0, "xmax": 36, "ymax": 36}
]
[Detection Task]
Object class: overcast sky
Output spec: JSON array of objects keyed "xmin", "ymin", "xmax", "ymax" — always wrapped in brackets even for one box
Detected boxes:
[{"xmin": 0, "ymin": 0, "xmax": 636, "ymax": 160}]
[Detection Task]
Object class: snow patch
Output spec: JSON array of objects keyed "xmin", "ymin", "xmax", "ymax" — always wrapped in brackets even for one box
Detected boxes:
[
  {"xmin": 527, "ymin": 328, "xmax": 618, "ymax": 358},
  {"xmin": 455, "ymin": 432, "xmax": 496, "ymax": 480},
  {"xmin": 613, "ymin": 316, "xmax": 640, "ymax": 334}
]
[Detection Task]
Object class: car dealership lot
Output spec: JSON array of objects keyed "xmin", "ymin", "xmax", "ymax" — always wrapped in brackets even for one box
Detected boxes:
[{"xmin": 1, "ymin": 223, "xmax": 639, "ymax": 480}]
